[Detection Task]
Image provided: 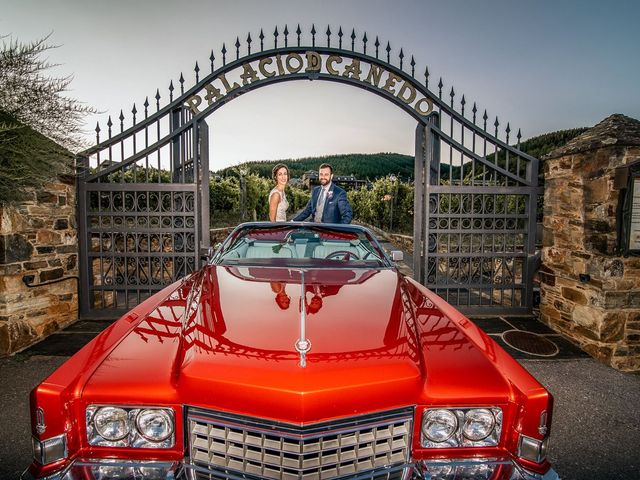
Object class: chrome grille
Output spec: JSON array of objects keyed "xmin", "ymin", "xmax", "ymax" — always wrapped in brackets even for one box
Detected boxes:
[{"xmin": 187, "ymin": 407, "xmax": 414, "ymax": 480}]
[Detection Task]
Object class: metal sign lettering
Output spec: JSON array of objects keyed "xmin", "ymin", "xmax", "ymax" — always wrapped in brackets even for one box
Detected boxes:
[{"xmin": 185, "ymin": 52, "xmax": 433, "ymax": 117}]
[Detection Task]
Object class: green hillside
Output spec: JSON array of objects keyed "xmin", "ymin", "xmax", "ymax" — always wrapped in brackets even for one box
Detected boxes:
[
  {"xmin": 453, "ymin": 127, "xmax": 590, "ymax": 181},
  {"xmin": 214, "ymin": 152, "xmax": 415, "ymax": 180},
  {"xmin": 213, "ymin": 127, "xmax": 589, "ymax": 181},
  {"xmin": 518, "ymin": 127, "xmax": 589, "ymax": 160}
]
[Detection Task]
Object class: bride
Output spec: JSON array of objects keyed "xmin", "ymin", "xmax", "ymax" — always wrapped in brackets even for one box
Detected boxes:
[{"xmin": 268, "ymin": 163, "xmax": 289, "ymax": 222}]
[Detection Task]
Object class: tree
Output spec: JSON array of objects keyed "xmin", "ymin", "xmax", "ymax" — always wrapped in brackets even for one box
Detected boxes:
[{"xmin": 0, "ymin": 34, "xmax": 95, "ymax": 204}]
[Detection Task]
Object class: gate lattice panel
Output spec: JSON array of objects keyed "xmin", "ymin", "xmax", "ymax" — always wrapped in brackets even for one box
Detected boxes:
[
  {"xmin": 414, "ymin": 102, "xmax": 539, "ymax": 315},
  {"xmin": 78, "ymin": 106, "xmax": 209, "ymax": 316}
]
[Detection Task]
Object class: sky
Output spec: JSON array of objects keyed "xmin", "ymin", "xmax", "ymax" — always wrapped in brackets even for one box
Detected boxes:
[{"xmin": 2, "ymin": 0, "xmax": 639, "ymax": 169}]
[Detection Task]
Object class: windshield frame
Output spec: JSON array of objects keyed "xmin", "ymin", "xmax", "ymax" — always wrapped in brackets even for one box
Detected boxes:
[{"xmin": 211, "ymin": 222, "xmax": 394, "ymax": 269}]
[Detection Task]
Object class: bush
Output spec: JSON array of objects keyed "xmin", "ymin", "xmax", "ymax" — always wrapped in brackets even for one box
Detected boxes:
[
  {"xmin": 348, "ymin": 178, "xmax": 413, "ymax": 234},
  {"xmin": 1, "ymin": 35, "xmax": 95, "ymax": 204},
  {"xmin": 209, "ymin": 172, "xmax": 310, "ymax": 223}
]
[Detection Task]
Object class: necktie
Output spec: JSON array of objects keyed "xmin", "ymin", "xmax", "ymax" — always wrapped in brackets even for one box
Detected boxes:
[{"xmin": 314, "ymin": 188, "xmax": 326, "ymax": 222}]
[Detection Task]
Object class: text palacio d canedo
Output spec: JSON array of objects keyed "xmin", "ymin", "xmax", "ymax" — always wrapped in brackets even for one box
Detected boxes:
[{"xmin": 185, "ymin": 51, "xmax": 434, "ymax": 117}]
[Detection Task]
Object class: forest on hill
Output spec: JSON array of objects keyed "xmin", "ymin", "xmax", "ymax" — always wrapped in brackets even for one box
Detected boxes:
[
  {"xmin": 212, "ymin": 127, "xmax": 590, "ymax": 181},
  {"xmin": 214, "ymin": 152, "xmax": 415, "ymax": 180}
]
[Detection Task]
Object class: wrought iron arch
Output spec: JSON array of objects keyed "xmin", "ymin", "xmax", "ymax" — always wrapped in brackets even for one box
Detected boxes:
[
  {"xmin": 77, "ymin": 24, "xmax": 540, "ymax": 316},
  {"xmin": 175, "ymin": 49, "xmax": 436, "ymax": 124}
]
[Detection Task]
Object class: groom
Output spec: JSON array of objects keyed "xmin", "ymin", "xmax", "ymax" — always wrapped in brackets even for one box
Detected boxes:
[{"xmin": 293, "ymin": 163, "xmax": 353, "ymax": 224}]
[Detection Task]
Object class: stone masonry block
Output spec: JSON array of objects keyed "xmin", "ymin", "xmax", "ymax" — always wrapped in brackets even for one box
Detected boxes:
[
  {"xmin": 36, "ymin": 230, "xmax": 62, "ymax": 245},
  {"xmin": 572, "ymin": 304, "xmax": 603, "ymax": 331},
  {"xmin": 610, "ymin": 355, "xmax": 640, "ymax": 372},
  {"xmin": 40, "ymin": 268, "xmax": 64, "ymax": 282},
  {"xmin": 0, "ymin": 234, "xmax": 34, "ymax": 264},
  {"xmin": 583, "ymin": 343, "xmax": 614, "ymax": 364},
  {"xmin": 600, "ymin": 312, "xmax": 626, "ymax": 342},
  {"xmin": 24, "ymin": 261, "xmax": 47, "ymax": 270},
  {"xmin": 561, "ymin": 287, "xmax": 588, "ymax": 305},
  {"xmin": 604, "ymin": 291, "xmax": 630, "ymax": 309},
  {"xmin": 54, "ymin": 219, "xmax": 69, "ymax": 230},
  {"xmin": 628, "ymin": 291, "xmax": 640, "ymax": 308},
  {"xmin": 584, "ymin": 176, "xmax": 611, "ymax": 204}
]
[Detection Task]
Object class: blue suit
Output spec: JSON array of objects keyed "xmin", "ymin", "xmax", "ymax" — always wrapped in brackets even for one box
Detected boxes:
[{"xmin": 293, "ymin": 183, "xmax": 353, "ymax": 224}]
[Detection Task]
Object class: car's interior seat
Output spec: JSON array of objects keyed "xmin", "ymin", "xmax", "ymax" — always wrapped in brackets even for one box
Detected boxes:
[{"xmin": 245, "ymin": 243, "xmax": 294, "ymax": 258}]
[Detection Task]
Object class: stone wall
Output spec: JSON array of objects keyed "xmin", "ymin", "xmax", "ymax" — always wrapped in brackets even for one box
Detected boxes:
[
  {"xmin": 540, "ymin": 114, "xmax": 640, "ymax": 372},
  {"xmin": 0, "ymin": 177, "xmax": 78, "ymax": 355}
]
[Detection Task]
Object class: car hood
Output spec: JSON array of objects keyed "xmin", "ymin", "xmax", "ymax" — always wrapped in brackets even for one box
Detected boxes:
[{"xmin": 82, "ymin": 266, "xmax": 511, "ymax": 423}]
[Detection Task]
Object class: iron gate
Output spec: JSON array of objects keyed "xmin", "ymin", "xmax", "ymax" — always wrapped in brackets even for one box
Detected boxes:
[
  {"xmin": 77, "ymin": 106, "xmax": 209, "ymax": 316},
  {"xmin": 413, "ymin": 108, "xmax": 539, "ymax": 315},
  {"xmin": 78, "ymin": 24, "xmax": 539, "ymax": 316}
]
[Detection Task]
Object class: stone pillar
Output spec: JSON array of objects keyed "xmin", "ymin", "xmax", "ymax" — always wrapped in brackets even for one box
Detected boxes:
[
  {"xmin": 0, "ymin": 177, "xmax": 78, "ymax": 355},
  {"xmin": 540, "ymin": 114, "xmax": 640, "ymax": 372}
]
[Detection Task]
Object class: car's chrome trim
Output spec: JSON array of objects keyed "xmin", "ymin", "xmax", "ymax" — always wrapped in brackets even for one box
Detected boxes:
[
  {"xmin": 183, "ymin": 461, "xmax": 413, "ymax": 479},
  {"xmin": 22, "ymin": 457, "xmax": 558, "ymax": 480},
  {"xmin": 186, "ymin": 407, "xmax": 414, "ymax": 479},
  {"xmin": 22, "ymin": 459, "xmax": 182, "ymax": 480},
  {"xmin": 187, "ymin": 406, "xmax": 415, "ymax": 437},
  {"xmin": 295, "ymin": 269, "xmax": 311, "ymax": 368}
]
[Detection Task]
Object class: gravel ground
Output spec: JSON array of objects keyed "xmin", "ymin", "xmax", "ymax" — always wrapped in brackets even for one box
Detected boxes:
[
  {"xmin": 0, "ymin": 355, "xmax": 67, "ymax": 479},
  {"xmin": 521, "ymin": 358, "xmax": 640, "ymax": 480}
]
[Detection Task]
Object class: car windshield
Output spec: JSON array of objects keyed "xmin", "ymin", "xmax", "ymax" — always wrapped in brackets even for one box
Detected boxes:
[{"xmin": 214, "ymin": 223, "xmax": 390, "ymax": 268}]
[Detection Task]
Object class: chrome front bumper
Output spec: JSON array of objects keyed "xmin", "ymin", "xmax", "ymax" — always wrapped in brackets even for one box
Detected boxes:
[{"xmin": 23, "ymin": 458, "xmax": 559, "ymax": 480}]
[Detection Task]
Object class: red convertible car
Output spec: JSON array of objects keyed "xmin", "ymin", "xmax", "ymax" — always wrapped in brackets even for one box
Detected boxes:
[{"xmin": 24, "ymin": 223, "xmax": 558, "ymax": 480}]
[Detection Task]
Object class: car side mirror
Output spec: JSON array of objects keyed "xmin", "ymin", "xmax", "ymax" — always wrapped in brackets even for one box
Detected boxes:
[
  {"xmin": 201, "ymin": 246, "xmax": 216, "ymax": 263},
  {"xmin": 390, "ymin": 250, "xmax": 404, "ymax": 262}
]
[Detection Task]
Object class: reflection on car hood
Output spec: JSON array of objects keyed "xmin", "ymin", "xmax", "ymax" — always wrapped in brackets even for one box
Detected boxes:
[{"xmin": 82, "ymin": 266, "xmax": 510, "ymax": 423}]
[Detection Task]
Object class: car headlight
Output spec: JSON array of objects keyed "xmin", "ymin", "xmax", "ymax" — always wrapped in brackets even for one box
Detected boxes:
[
  {"xmin": 421, "ymin": 407, "xmax": 502, "ymax": 448},
  {"xmin": 462, "ymin": 408, "xmax": 495, "ymax": 441},
  {"xmin": 87, "ymin": 406, "xmax": 175, "ymax": 448},
  {"xmin": 422, "ymin": 409, "xmax": 458, "ymax": 443},
  {"xmin": 94, "ymin": 407, "xmax": 130, "ymax": 441},
  {"xmin": 136, "ymin": 409, "xmax": 174, "ymax": 442}
]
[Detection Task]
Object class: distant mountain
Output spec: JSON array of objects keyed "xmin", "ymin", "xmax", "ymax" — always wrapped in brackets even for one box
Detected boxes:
[
  {"xmin": 452, "ymin": 127, "xmax": 590, "ymax": 181},
  {"xmin": 213, "ymin": 153, "xmax": 414, "ymax": 180},
  {"xmin": 213, "ymin": 128, "xmax": 590, "ymax": 181},
  {"xmin": 518, "ymin": 127, "xmax": 590, "ymax": 160}
]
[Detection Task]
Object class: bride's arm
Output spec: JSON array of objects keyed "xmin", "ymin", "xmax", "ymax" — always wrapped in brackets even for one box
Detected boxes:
[{"xmin": 268, "ymin": 191, "xmax": 281, "ymax": 221}]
